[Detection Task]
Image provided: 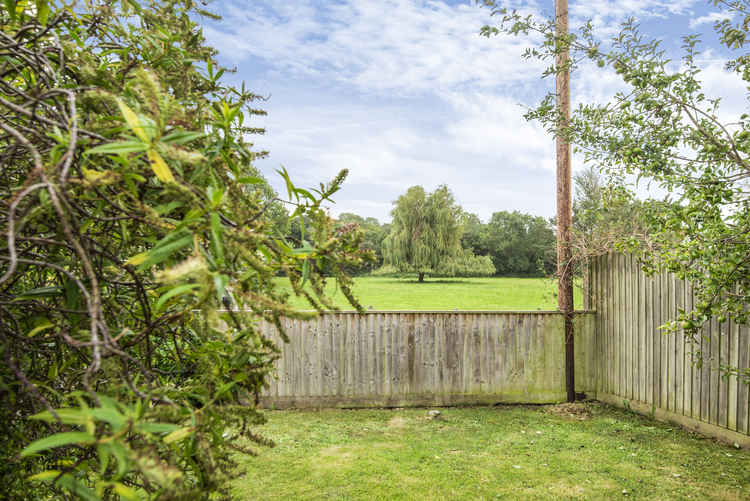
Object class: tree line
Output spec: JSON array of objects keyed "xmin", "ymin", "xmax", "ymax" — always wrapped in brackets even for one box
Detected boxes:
[
  {"xmin": 328, "ymin": 186, "xmax": 556, "ymax": 279},
  {"xmin": 329, "ymin": 170, "xmax": 633, "ymax": 280}
]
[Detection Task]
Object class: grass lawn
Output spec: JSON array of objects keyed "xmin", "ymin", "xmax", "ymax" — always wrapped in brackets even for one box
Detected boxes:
[
  {"xmin": 233, "ymin": 403, "xmax": 749, "ymax": 500},
  {"xmin": 275, "ymin": 276, "xmax": 584, "ymax": 311}
]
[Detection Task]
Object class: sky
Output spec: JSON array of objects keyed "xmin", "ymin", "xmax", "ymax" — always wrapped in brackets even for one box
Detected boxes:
[{"xmin": 199, "ymin": 0, "xmax": 747, "ymax": 223}]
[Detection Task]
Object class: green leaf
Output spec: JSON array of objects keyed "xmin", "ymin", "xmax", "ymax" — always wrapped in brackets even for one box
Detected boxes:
[
  {"xmin": 153, "ymin": 201, "xmax": 183, "ymax": 215},
  {"xmin": 27, "ymin": 470, "xmax": 61, "ymax": 482},
  {"xmin": 54, "ymin": 474, "xmax": 99, "ymax": 501},
  {"xmin": 155, "ymin": 283, "xmax": 201, "ymax": 312},
  {"xmin": 137, "ymin": 234, "xmax": 193, "ymax": 271},
  {"xmin": 147, "ymin": 149, "xmax": 175, "ymax": 183},
  {"xmin": 163, "ymin": 426, "xmax": 195, "ymax": 444},
  {"xmin": 17, "ymin": 286, "xmax": 63, "ymax": 298},
  {"xmin": 35, "ymin": 0, "xmax": 49, "ymax": 24},
  {"xmin": 4, "ymin": 0, "xmax": 16, "ymax": 21},
  {"xmin": 27, "ymin": 320, "xmax": 54, "ymax": 338},
  {"xmin": 237, "ymin": 176, "xmax": 264, "ymax": 185},
  {"xmin": 14, "ymin": 0, "xmax": 25, "ymax": 17},
  {"xmin": 113, "ymin": 482, "xmax": 140, "ymax": 501},
  {"xmin": 210, "ymin": 213, "xmax": 224, "ymax": 266},
  {"xmin": 161, "ymin": 130, "xmax": 204, "ymax": 145},
  {"xmin": 277, "ymin": 166, "xmax": 296, "ymax": 201},
  {"xmin": 21, "ymin": 431, "xmax": 95, "ymax": 457},
  {"xmin": 108, "ymin": 442, "xmax": 129, "ymax": 479},
  {"xmin": 215, "ymin": 381, "xmax": 235, "ymax": 398},
  {"xmin": 90, "ymin": 407, "xmax": 127, "ymax": 431},
  {"xmin": 135, "ymin": 422, "xmax": 180, "ymax": 434},
  {"xmin": 116, "ymin": 98, "xmax": 149, "ymax": 143},
  {"xmin": 97, "ymin": 444, "xmax": 111, "ymax": 475},
  {"xmin": 295, "ymin": 187, "xmax": 317, "ymax": 202},
  {"xmin": 85, "ymin": 141, "xmax": 149, "ymax": 156},
  {"xmin": 31, "ymin": 408, "xmax": 91, "ymax": 425},
  {"xmin": 213, "ymin": 273, "xmax": 228, "ymax": 304}
]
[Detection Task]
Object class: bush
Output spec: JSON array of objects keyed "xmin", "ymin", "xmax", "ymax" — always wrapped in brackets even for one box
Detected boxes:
[{"xmin": 0, "ymin": 1, "xmax": 366, "ymax": 499}]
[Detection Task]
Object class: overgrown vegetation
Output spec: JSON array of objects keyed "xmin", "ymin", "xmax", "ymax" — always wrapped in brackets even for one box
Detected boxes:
[
  {"xmin": 0, "ymin": 1, "xmax": 368, "ymax": 499},
  {"xmin": 481, "ymin": 0, "xmax": 750, "ymax": 381},
  {"xmin": 232, "ymin": 404, "xmax": 750, "ymax": 500}
]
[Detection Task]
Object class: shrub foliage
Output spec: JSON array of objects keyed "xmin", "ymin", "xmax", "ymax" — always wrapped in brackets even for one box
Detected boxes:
[{"xmin": 0, "ymin": 1, "xmax": 366, "ymax": 499}]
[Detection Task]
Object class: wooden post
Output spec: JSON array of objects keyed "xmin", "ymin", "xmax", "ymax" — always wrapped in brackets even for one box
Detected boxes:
[{"xmin": 555, "ymin": 0, "xmax": 575, "ymax": 402}]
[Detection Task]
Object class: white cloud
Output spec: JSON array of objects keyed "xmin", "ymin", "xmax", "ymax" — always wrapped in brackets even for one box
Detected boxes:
[
  {"xmin": 204, "ymin": 0, "xmax": 546, "ymax": 95},
  {"xmin": 201, "ymin": 0, "xmax": 747, "ymax": 222},
  {"xmin": 689, "ymin": 11, "xmax": 733, "ymax": 29}
]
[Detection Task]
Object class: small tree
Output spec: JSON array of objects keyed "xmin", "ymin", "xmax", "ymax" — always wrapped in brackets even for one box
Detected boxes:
[
  {"xmin": 383, "ymin": 185, "xmax": 493, "ymax": 281},
  {"xmin": 481, "ymin": 0, "xmax": 750, "ymax": 381}
]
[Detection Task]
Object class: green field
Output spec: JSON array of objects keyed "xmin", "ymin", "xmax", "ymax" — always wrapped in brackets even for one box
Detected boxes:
[
  {"xmin": 232, "ymin": 404, "xmax": 749, "ymax": 500},
  {"xmin": 275, "ymin": 276, "xmax": 583, "ymax": 311}
]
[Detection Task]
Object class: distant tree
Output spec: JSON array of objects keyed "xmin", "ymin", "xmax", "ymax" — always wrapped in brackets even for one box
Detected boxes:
[
  {"xmin": 483, "ymin": 211, "xmax": 556, "ymax": 275},
  {"xmin": 438, "ymin": 248, "xmax": 497, "ymax": 277},
  {"xmin": 337, "ymin": 213, "xmax": 389, "ymax": 273},
  {"xmin": 460, "ymin": 211, "xmax": 488, "ymax": 256},
  {"xmin": 383, "ymin": 185, "xmax": 493, "ymax": 281},
  {"xmin": 572, "ymin": 165, "xmax": 649, "ymax": 261}
]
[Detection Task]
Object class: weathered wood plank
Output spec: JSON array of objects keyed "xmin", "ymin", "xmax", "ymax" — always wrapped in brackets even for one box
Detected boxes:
[
  {"xmin": 675, "ymin": 276, "xmax": 684, "ymax": 416},
  {"xmin": 739, "ymin": 322, "xmax": 750, "ymax": 434},
  {"xmin": 728, "ymin": 318, "xmax": 739, "ymax": 431},
  {"xmin": 645, "ymin": 268, "xmax": 653, "ymax": 406},
  {"xmin": 637, "ymin": 257, "xmax": 646, "ymax": 404},
  {"xmin": 619, "ymin": 254, "xmax": 626, "ymax": 398},
  {"xmin": 719, "ymin": 318, "xmax": 729, "ymax": 429},
  {"xmin": 710, "ymin": 317, "xmax": 720, "ymax": 426},
  {"xmin": 701, "ymin": 316, "xmax": 712, "ymax": 422}
]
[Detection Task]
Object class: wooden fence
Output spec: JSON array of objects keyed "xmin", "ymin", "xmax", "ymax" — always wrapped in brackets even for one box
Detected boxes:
[
  {"xmin": 254, "ymin": 254, "xmax": 749, "ymax": 446},
  {"xmin": 259, "ymin": 311, "xmax": 596, "ymax": 409},
  {"xmin": 588, "ymin": 253, "xmax": 750, "ymax": 446}
]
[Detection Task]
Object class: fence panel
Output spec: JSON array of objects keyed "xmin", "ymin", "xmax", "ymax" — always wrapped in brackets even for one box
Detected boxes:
[
  {"xmin": 591, "ymin": 253, "xmax": 750, "ymax": 445},
  {"xmin": 259, "ymin": 311, "xmax": 594, "ymax": 409}
]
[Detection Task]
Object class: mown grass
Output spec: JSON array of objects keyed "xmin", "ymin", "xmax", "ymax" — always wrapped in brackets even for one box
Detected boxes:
[
  {"xmin": 233, "ymin": 403, "xmax": 749, "ymax": 501},
  {"xmin": 275, "ymin": 276, "xmax": 584, "ymax": 311}
]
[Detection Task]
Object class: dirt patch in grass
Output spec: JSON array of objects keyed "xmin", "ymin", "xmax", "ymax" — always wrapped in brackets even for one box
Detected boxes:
[
  {"xmin": 387, "ymin": 416, "xmax": 407, "ymax": 430},
  {"xmin": 544, "ymin": 402, "xmax": 593, "ymax": 420}
]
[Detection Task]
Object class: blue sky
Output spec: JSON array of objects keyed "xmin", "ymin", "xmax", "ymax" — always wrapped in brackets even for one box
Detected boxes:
[{"xmin": 200, "ymin": 0, "xmax": 746, "ymax": 222}]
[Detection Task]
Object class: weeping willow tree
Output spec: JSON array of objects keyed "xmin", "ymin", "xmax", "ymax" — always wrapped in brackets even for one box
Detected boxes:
[{"xmin": 382, "ymin": 185, "xmax": 493, "ymax": 281}]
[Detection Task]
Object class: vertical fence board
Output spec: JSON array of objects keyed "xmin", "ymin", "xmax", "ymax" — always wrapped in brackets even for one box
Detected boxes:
[
  {"xmin": 612, "ymin": 254, "xmax": 617, "ymax": 396},
  {"xmin": 719, "ymin": 319, "xmax": 729, "ymax": 429},
  {"xmin": 702, "ymin": 315, "xmax": 712, "ymax": 422},
  {"xmin": 616, "ymin": 254, "xmax": 623, "ymax": 398},
  {"xmin": 645, "ymin": 269, "xmax": 653, "ymax": 406},
  {"xmin": 674, "ymin": 277, "xmax": 684, "ymax": 416},
  {"xmin": 688, "ymin": 283, "xmax": 700, "ymax": 421},
  {"xmin": 710, "ymin": 317, "xmax": 720, "ymax": 426},
  {"xmin": 728, "ymin": 318, "xmax": 739, "ymax": 431},
  {"xmin": 684, "ymin": 286, "xmax": 692, "ymax": 416},
  {"xmin": 739, "ymin": 323, "xmax": 750, "ymax": 434}
]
